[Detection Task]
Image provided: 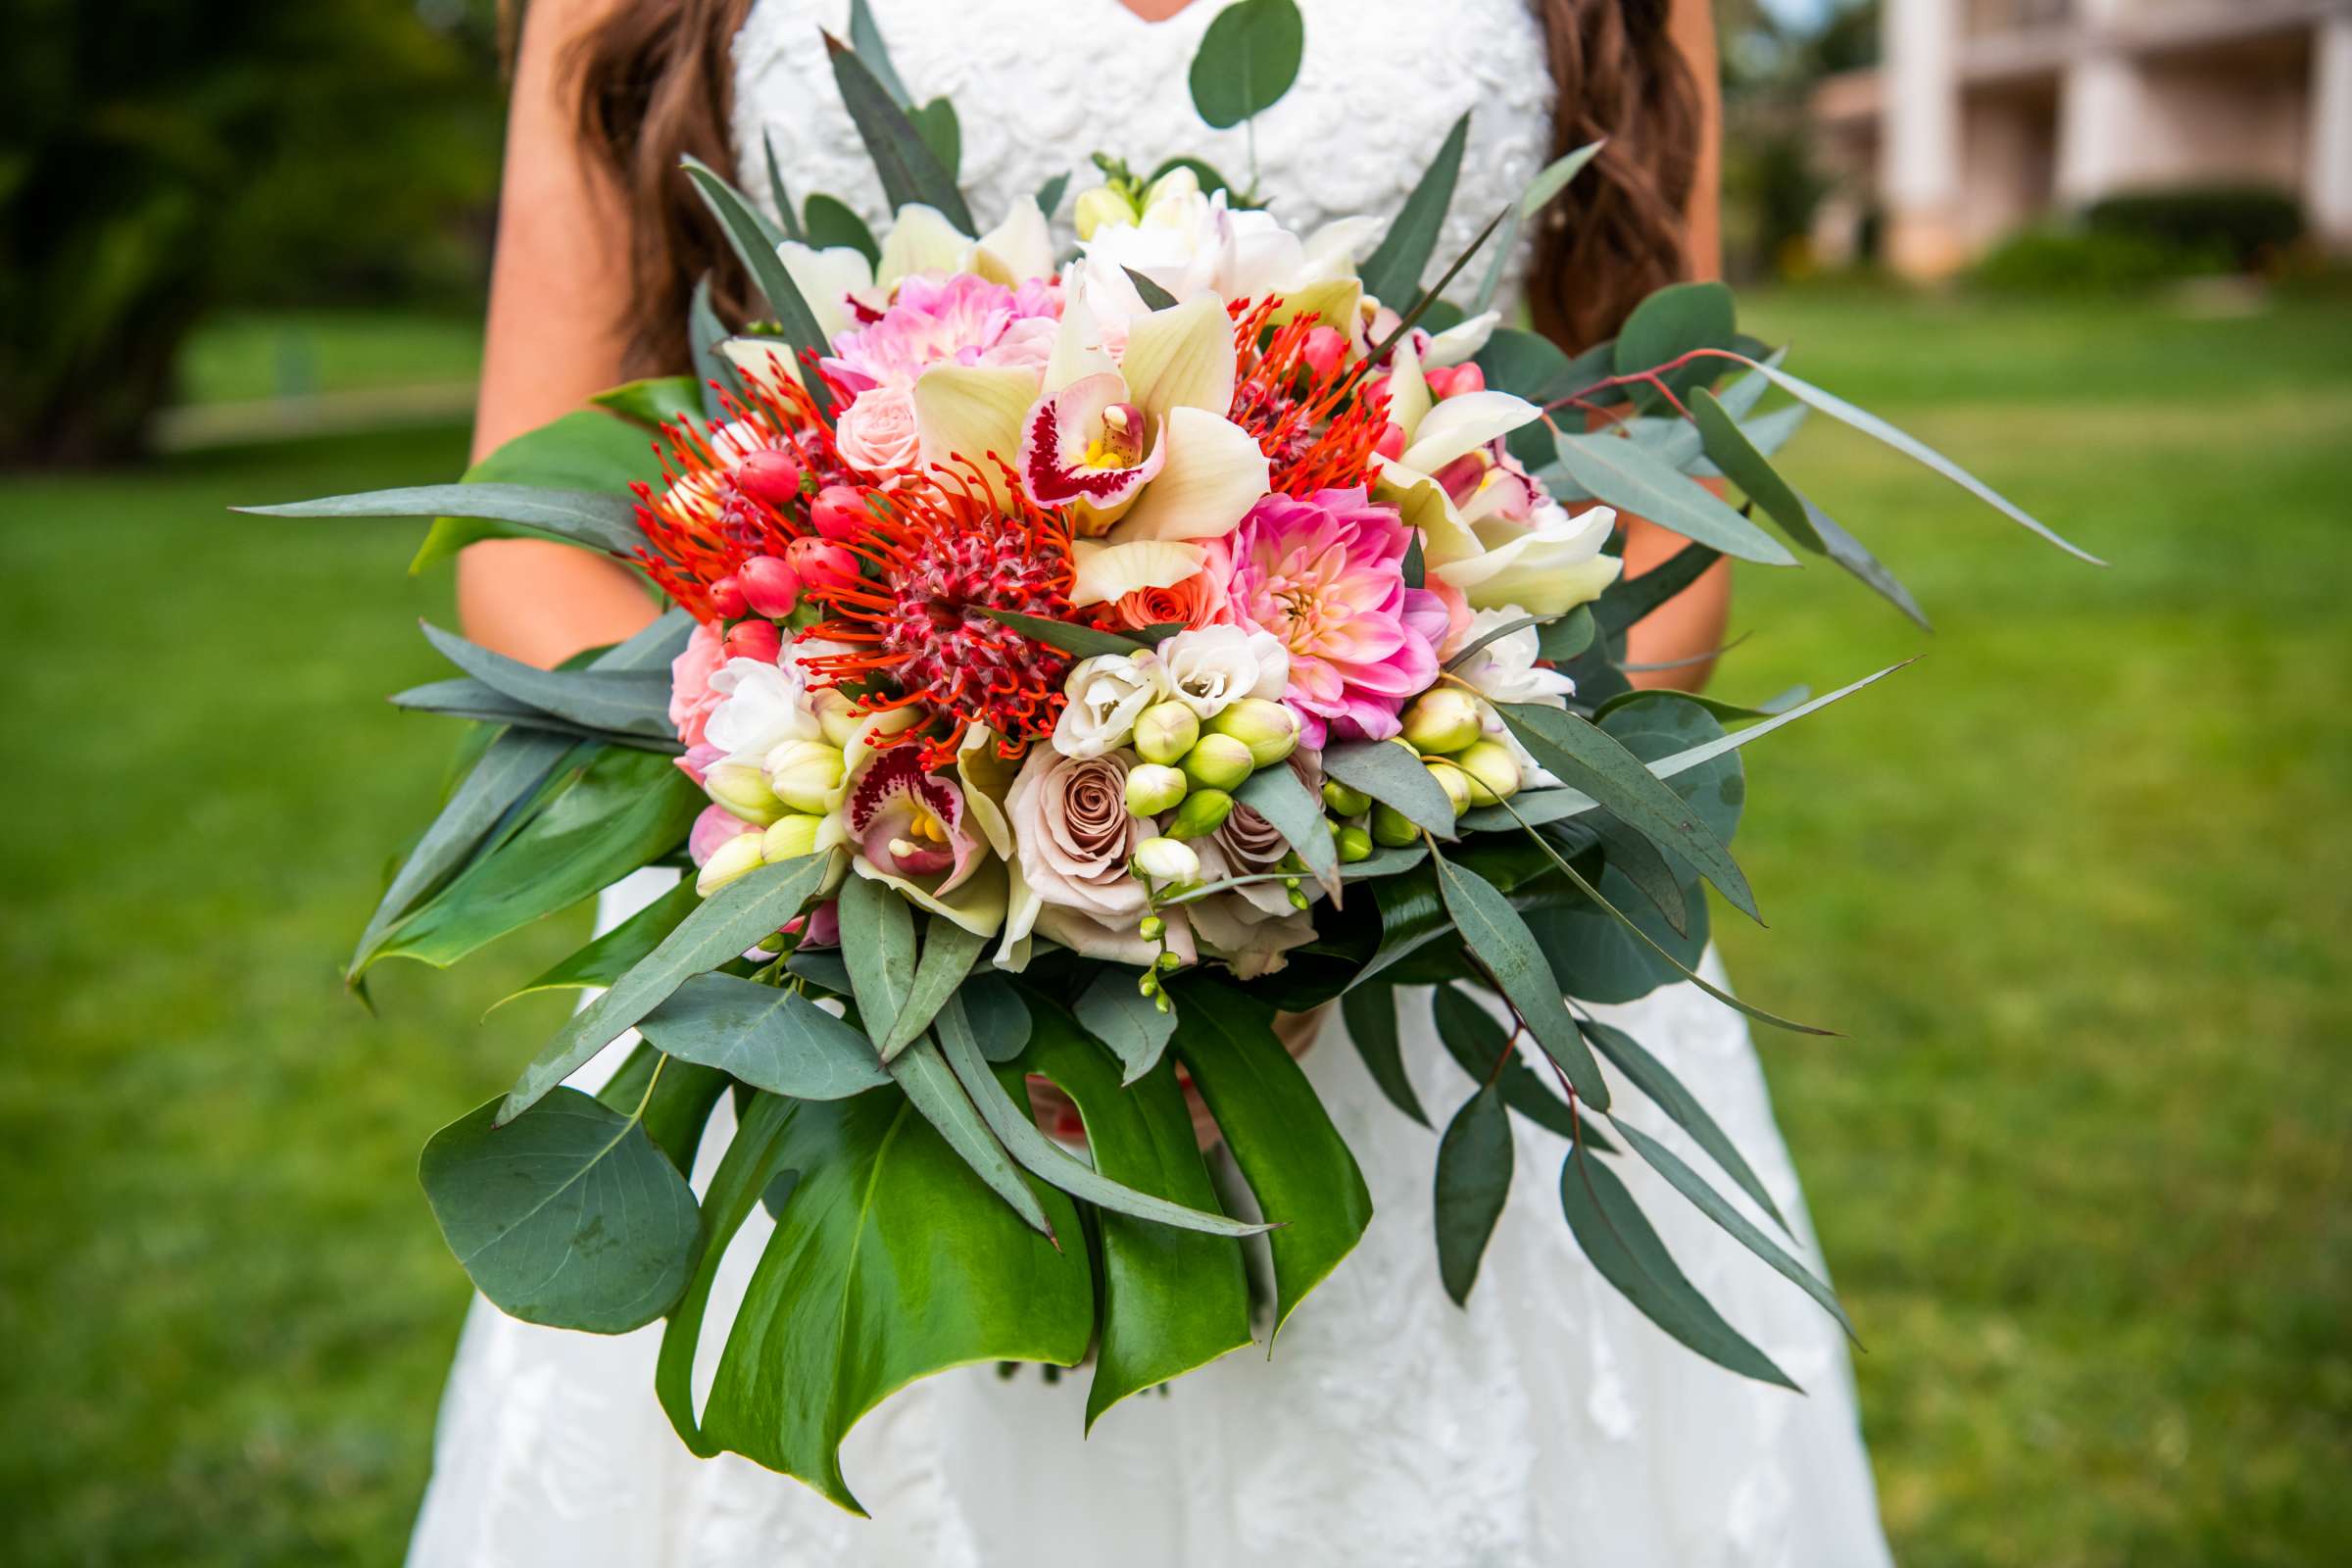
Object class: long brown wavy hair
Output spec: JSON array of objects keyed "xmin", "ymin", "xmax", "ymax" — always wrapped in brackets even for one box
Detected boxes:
[{"xmin": 536, "ymin": 0, "xmax": 1699, "ymax": 373}]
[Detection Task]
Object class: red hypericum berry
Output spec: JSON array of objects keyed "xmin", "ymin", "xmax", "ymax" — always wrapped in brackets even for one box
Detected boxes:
[
  {"xmin": 810, "ymin": 483, "xmax": 869, "ymax": 542},
  {"xmin": 1373, "ymin": 421, "xmax": 1407, "ymax": 461},
  {"xmin": 1426, "ymin": 363, "xmax": 1486, "ymax": 399},
  {"xmin": 785, "ymin": 536, "xmax": 861, "ymax": 592},
  {"xmin": 736, "ymin": 448, "xmax": 803, "ymax": 509},
  {"xmin": 1300, "ymin": 324, "xmax": 1348, "ymax": 380},
  {"xmin": 708, "ymin": 574, "xmax": 748, "ymax": 619},
  {"xmin": 738, "ymin": 555, "xmax": 802, "ymax": 617},
  {"xmin": 724, "ymin": 617, "xmax": 782, "ymax": 663}
]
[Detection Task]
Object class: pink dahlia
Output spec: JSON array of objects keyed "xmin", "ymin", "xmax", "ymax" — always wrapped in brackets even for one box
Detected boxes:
[
  {"xmin": 1203, "ymin": 487, "xmax": 1444, "ymax": 746},
  {"xmin": 822, "ymin": 273, "xmax": 1060, "ymax": 395}
]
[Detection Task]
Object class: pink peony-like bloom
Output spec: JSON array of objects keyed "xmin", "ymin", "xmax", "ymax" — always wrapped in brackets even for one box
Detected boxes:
[
  {"xmin": 1203, "ymin": 487, "xmax": 1444, "ymax": 747},
  {"xmin": 822, "ymin": 273, "xmax": 1061, "ymax": 395},
  {"xmin": 669, "ymin": 621, "xmax": 727, "ymax": 749}
]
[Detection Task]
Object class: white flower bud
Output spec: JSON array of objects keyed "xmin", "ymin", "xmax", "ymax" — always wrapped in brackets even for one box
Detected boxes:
[
  {"xmin": 1400, "ymin": 689, "xmax": 1483, "ymax": 756},
  {"xmin": 1132, "ymin": 701, "xmax": 1200, "ymax": 765},
  {"xmin": 1425, "ymin": 760, "xmax": 1474, "ymax": 815},
  {"xmin": 1131, "ymin": 835, "xmax": 1201, "ymax": 884},
  {"xmin": 765, "ymin": 737, "xmax": 845, "ymax": 814},
  {"xmin": 695, "ymin": 831, "xmax": 767, "ymax": 896},
  {"xmin": 1180, "ymin": 732, "xmax": 1254, "ymax": 792},
  {"xmin": 760, "ymin": 813, "xmax": 827, "ymax": 864},
  {"xmin": 1205, "ymin": 697, "xmax": 1299, "ymax": 767},
  {"xmin": 705, "ymin": 762, "xmax": 785, "ymax": 826},
  {"xmin": 1165, "ymin": 787, "xmax": 1234, "ymax": 841},
  {"xmin": 1125, "ymin": 761, "xmax": 1190, "ymax": 817},
  {"xmin": 1454, "ymin": 740, "xmax": 1522, "ymax": 807},
  {"xmin": 1073, "ymin": 185, "xmax": 1138, "ymax": 241}
]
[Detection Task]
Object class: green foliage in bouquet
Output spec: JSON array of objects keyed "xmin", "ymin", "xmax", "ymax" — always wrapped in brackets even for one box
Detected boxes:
[{"xmin": 245, "ymin": 0, "xmax": 2090, "ymax": 1513}]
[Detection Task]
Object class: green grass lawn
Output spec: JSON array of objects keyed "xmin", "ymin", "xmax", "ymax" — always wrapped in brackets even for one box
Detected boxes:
[{"xmin": 2, "ymin": 290, "xmax": 2347, "ymax": 1565}]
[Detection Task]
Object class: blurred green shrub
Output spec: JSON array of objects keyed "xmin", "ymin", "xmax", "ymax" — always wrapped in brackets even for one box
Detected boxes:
[
  {"xmin": 1970, "ymin": 224, "xmax": 2231, "ymax": 294},
  {"xmin": 0, "ymin": 0, "xmax": 501, "ymax": 465},
  {"xmin": 2085, "ymin": 184, "xmax": 2306, "ymax": 272}
]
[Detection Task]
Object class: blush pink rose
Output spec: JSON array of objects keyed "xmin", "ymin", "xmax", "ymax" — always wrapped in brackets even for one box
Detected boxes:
[
  {"xmin": 833, "ymin": 382, "xmax": 921, "ymax": 473},
  {"xmin": 668, "ymin": 621, "xmax": 727, "ymax": 749}
]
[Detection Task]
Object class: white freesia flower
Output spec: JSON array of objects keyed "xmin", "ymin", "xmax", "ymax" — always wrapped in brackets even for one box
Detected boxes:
[
  {"xmin": 1156, "ymin": 625, "xmax": 1290, "ymax": 720},
  {"xmin": 1451, "ymin": 608, "xmax": 1579, "ymax": 706},
  {"xmin": 703, "ymin": 657, "xmax": 823, "ymax": 765},
  {"xmin": 1052, "ymin": 651, "xmax": 1168, "ymax": 759},
  {"xmin": 1132, "ymin": 836, "xmax": 1200, "ymax": 883}
]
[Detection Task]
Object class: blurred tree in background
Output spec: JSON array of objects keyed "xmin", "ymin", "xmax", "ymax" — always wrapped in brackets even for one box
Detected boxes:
[
  {"xmin": 0, "ymin": 0, "xmax": 503, "ymax": 465},
  {"xmin": 1716, "ymin": 0, "xmax": 1878, "ymax": 281}
]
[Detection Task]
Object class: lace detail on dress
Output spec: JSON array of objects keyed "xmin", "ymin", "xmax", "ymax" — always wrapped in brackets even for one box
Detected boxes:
[{"xmin": 729, "ymin": 0, "xmax": 1555, "ymax": 314}]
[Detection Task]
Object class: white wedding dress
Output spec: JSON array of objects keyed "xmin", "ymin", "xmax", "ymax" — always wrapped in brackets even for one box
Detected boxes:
[{"xmin": 407, "ymin": 3, "xmax": 1894, "ymax": 1563}]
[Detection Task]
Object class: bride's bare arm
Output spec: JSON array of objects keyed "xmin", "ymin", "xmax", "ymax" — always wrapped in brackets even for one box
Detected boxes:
[
  {"xmin": 456, "ymin": 0, "xmax": 662, "ymax": 669},
  {"xmin": 1620, "ymin": 0, "xmax": 1732, "ymax": 694}
]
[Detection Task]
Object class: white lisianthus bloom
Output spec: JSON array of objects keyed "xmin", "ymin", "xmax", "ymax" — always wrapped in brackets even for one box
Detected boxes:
[
  {"xmin": 1156, "ymin": 625, "xmax": 1291, "ymax": 720},
  {"xmin": 1451, "ymin": 608, "xmax": 1578, "ymax": 707},
  {"xmin": 1052, "ymin": 651, "xmax": 1169, "ymax": 759}
]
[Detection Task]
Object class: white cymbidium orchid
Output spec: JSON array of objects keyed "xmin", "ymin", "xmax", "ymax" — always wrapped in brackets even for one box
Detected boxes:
[
  {"xmin": 915, "ymin": 292, "xmax": 1269, "ymax": 601},
  {"xmin": 1372, "ymin": 340, "xmax": 1622, "ymax": 614},
  {"xmin": 836, "ymin": 714, "xmax": 1014, "ymax": 937}
]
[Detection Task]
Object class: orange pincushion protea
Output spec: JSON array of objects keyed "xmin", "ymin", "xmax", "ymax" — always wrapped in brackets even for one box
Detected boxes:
[
  {"xmin": 629, "ymin": 373, "xmax": 844, "ymax": 620},
  {"xmin": 795, "ymin": 463, "xmax": 1079, "ymax": 766},
  {"xmin": 1228, "ymin": 297, "xmax": 1394, "ymax": 498}
]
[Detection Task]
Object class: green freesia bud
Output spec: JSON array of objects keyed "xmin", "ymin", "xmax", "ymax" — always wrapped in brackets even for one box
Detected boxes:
[
  {"xmin": 1138, "ymin": 914, "xmax": 1166, "ymax": 941},
  {"xmin": 1400, "ymin": 689, "xmax": 1483, "ymax": 755},
  {"xmin": 764, "ymin": 737, "xmax": 845, "ymax": 814},
  {"xmin": 1132, "ymin": 701, "xmax": 1200, "ymax": 765},
  {"xmin": 705, "ymin": 762, "xmax": 785, "ymax": 826},
  {"xmin": 1336, "ymin": 824, "xmax": 1374, "ymax": 862},
  {"xmin": 1206, "ymin": 697, "xmax": 1299, "ymax": 767},
  {"xmin": 1370, "ymin": 803, "xmax": 1419, "ymax": 848},
  {"xmin": 1131, "ymin": 835, "xmax": 1200, "ymax": 883},
  {"xmin": 1180, "ymin": 732, "xmax": 1254, "ymax": 792},
  {"xmin": 1322, "ymin": 780, "xmax": 1372, "ymax": 817},
  {"xmin": 1425, "ymin": 760, "xmax": 1474, "ymax": 815},
  {"xmin": 1125, "ymin": 761, "xmax": 1189, "ymax": 817},
  {"xmin": 694, "ymin": 831, "xmax": 767, "ymax": 897},
  {"xmin": 1165, "ymin": 787, "xmax": 1234, "ymax": 840},
  {"xmin": 1454, "ymin": 739, "xmax": 1522, "ymax": 807},
  {"xmin": 760, "ymin": 812, "xmax": 827, "ymax": 863}
]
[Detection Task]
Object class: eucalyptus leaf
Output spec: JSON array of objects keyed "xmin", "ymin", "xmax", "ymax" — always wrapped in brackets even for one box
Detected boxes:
[
  {"xmin": 978, "ymin": 607, "xmax": 1151, "ymax": 660},
  {"xmin": 238, "ymin": 483, "xmax": 646, "ymax": 559},
  {"xmin": 1803, "ymin": 494, "xmax": 1932, "ymax": 630},
  {"xmin": 1359, "ymin": 111, "xmax": 1468, "ymax": 306},
  {"xmin": 419, "ymin": 623, "xmax": 676, "ymax": 740},
  {"xmin": 1340, "ymin": 842, "xmax": 1429, "ymax": 880},
  {"xmin": 1427, "ymin": 850, "xmax": 1610, "ymax": 1108},
  {"xmin": 1579, "ymin": 1016, "xmax": 1788, "ymax": 1234},
  {"xmin": 1323, "ymin": 740, "xmax": 1457, "ymax": 841},
  {"xmin": 1339, "ymin": 983, "xmax": 1427, "ymax": 1126},
  {"xmin": 1074, "ymin": 968, "xmax": 1178, "ymax": 1083},
  {"xmin": 959, "ymin": 971, "xmax": 1033, "ymax": 1061},
  {"xmin": 499, "ymin": 852, "xmax": 840, "ymax": 1123},
  {"xmin": 637, "ymin": 973, "xmax": 890, "ymax": 1100},
  {"xmin": 823, "ymin": 32, "xmax": 975, "ymax": 232},
  {"xmin": 907, "ymin": 97, "xmax": 961, "ymax": 179},
  {"xmin": 682, "ymin": 156, "xmax": 835, "ymax": 414},
  {"xmin": 1596, "ymin": 539, "xmax": 1723, "ymax": 642},
  {"xmin": 1232, "ymin": 762, "xmax": 1340, "ymax": 897},
  {"xmin": 878, "ymin": 915, "xmax": 990, "ymax": 1059},
  {"xmin": 1035, "ymin": 171, "xmax": 1070, "ymax": 218},
  {"xmin": 1429, "ymin": 982, "xmax": 1612, "ymax": 1149},
  {"xmin": 1537, "ymin": 604, "xmax": 1596, "ymax": 662},
  {"xmin": 846, "ymin": 0, "xmax": 913, "ymax": 106},
  {"xmin": 887, "ymin": 1036, "xmax": 1054, "ymax": 1238},
  {"xmin": 1559, "ymin": 1147, "xmax": 1796, "ymax": 1388},
  {"xmin": 1434, "ymin": 1085, "xmax": 1513, "ymax": 1305},
  {"xmin": 1444, "ymin": 612, "xmax": 1552, "ymax": 672},
  {"xmin": 590, "ymin": 375, "xmax": 702, "ymax": 430},
  {"xmin": 498, "ymin": 872, "xmax": 699, "ymax": 1008},
  {"xmin": 837, "ymin": 873, "xmax": 917, "ymax": 1049},
  {"xmin": 760, "ymin": 129, "xmax": 805, "ymax": 242},
  {"xmin": 387, "ymin": 677, "xmax": 679, "ymax": 754},
  {"xmin": 1690, "ymin": 387, "xmax": 1823, "ymax": 552},
  {"xmin": 594, "ymin": 1043, "xmax": 729, "ymax": 1178},
  {"xmin": 689, "ymin": 273, "xmax": 741, "ymax": 417},
  {"xmin": 1614, "ymin": 279, "xmax": 1737, "ymax": 412},
  {"xmin": 936, "ymin": 997, "xmax": 1266, "ymax": 1238},
  {"xmin": 1187, "ymin": 0, "xmax": 1304, "ymax": 129},
  {"xmin": 804, "ymin": 194, "xmax": 880, "ymax": 268},
  {"xmin": 1551, "ymin": 431, "xmax": 1794, "ymax": 566},
  {"xmin": 419, "ymin": 1088, "xmax": 699, "ymax": 1335},
  {"xmin": 1122, "ymin": 267, "xmax": 1179, "ymax": 312}
]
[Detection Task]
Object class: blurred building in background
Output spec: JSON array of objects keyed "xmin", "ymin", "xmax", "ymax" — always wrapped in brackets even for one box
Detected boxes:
[{"xmin": 1808, "ymin": 0, "xmax": 2352, "ymax": 273}]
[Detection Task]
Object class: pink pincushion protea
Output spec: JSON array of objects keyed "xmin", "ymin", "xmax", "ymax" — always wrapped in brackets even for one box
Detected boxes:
[
  {"xmin": 1204, "ymin": 487, "xmax": 1444, "ymax": 747},
  {"xmin": 822, "ymin": 273, "xmax": 1060, "ymax": 396}
]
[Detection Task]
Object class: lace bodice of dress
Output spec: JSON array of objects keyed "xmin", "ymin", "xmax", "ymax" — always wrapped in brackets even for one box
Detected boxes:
[{"xmin": 732, "ymin": 0, "xmax": 1555, "ymax": 310}]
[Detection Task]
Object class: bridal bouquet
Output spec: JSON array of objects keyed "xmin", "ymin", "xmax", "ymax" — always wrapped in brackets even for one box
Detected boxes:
[{"xmin": 253, "ymin": 1, "xmax": 2085, "ymax": 1513}]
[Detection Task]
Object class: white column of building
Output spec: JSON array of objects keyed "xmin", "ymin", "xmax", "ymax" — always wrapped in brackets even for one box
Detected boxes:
[
  {"xmin": 2311, "ymin": 13, "xmax": 2352, "ymax": 250},
  {"xmin": 2056, "ymin": 0, "xmax": 2150, "ymax": 207},
  {"xmin": 1883, "ymin": 0, "xmax": 1964, "ymax": 275}
]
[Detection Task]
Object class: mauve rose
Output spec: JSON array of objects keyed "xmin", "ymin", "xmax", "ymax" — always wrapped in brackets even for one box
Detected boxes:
[
  {"xmin": 1210, "ymin": 751, "xmax": 1327, "ymax": 920},
  {"xmin": 1188, "ymin": 836, "xmax": 1317, "ymax": 978},
  {"xmin": 833, "ymin": 382, "xmax": 921, "ymax": 473},
  {"xmin": 1007, "ymin": 748, "xmax": 1148, "ymax": 921}
]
